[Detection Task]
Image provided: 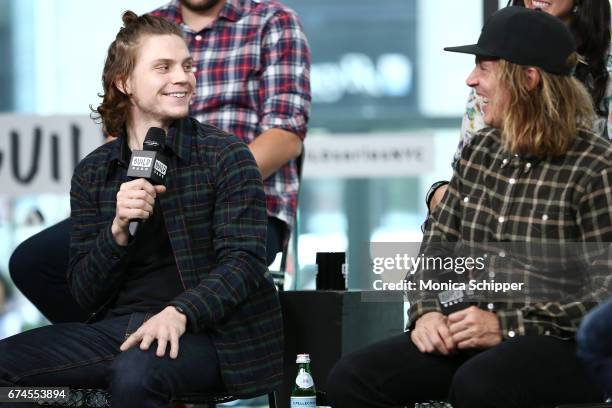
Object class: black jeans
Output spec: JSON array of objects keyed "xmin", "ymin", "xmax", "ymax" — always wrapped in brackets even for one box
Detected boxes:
[
  {"xmin": 326, "ymin": 332, "xmax": 601, "ymax": 408},
  {"xmin": 0, "ymin": 313, "xmax": 223, "ymax": 408},
  {"xmin": 9, "ymin": 217, "xmax": 285, "ymax": 323}
]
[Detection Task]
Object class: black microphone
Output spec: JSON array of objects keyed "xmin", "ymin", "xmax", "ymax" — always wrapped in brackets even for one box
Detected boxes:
[{"xmin": 126, "ymin": 127, "xmax": 168, "ymax": 236}]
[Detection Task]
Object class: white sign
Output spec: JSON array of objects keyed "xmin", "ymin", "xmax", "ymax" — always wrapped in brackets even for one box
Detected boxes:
[
  {"xmin": 154, "ymin": 160, "xmax": 168, "ymax": 177},
  {"xmin": 131, "ymin": 156, "xmax": 153, "ymax": 169},
  {"xmin": 0, "ymin": 114, "xmax": 103, "ymax": 197},
  {"xmin": 303, "ymin": 133, "xmax": 434, "ymax": 178}
]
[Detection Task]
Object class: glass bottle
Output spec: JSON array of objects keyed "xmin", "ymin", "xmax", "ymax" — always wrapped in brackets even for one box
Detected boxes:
[{"xmin": 290, "ymin": 353, "xmax": 316, "ymax": 407}]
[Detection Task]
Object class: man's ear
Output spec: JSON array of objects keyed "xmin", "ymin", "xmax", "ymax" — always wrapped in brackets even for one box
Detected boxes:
[
  {"xmin": 115, "ymin": 76, "xmax": 131, "ymax": 96},
  {"xmin": 525, "ymin": 67, "xmax": 541, "ymax": 91}
]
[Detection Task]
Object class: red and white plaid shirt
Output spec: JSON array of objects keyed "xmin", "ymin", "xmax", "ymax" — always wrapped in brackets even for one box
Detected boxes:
[{"xmin": 151, "ymin": 0, "xmax": 311, "ymax": 229}]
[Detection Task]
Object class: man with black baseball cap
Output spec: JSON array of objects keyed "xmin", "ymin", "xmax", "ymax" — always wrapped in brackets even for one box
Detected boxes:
[
  {"xmin": 326, "ymin": 6, "xmax": 612, "ymax": 407},
  {"xmin": 444, "ymin": 6, "xmax": 576, "ymax": 75}
]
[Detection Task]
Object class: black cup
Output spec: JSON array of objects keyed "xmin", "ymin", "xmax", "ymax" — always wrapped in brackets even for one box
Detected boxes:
[{"xmin": 316, "ymin": 252, "xmax": 347, "ymax": 290}]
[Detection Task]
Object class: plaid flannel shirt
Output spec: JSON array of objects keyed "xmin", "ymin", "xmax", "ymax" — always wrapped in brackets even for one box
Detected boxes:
[
  {"xmin": 68, "ymin": 118, "xmax": 282, "ymax": 397},
  {"xmin": 151, "ymin": 0, "xmax": 311, "ymax": 229},
  {"xmin": 409, "ymin": 128, "xmax": 612, "ymax": 340}
]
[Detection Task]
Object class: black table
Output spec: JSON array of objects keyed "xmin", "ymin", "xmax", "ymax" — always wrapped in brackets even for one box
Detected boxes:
[{"xmin": 279, "ymin": 290, "xmax": 404, "ymax": 407}]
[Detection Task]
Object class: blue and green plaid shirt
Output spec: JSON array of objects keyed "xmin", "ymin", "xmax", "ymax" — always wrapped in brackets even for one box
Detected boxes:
[{"xmin": 68, "ymin": 117, "xmax": 282, "ymax": 397}]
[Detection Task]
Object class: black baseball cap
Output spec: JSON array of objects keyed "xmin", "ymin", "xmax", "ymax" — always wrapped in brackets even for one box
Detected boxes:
[{"xmin": 444, "ymin": 6, "xmax": 576, "ymax": 76}]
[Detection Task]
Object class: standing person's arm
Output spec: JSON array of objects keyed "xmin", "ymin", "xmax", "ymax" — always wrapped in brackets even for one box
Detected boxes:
[{"xmin": 248, "ymin": 10, "xmax": 311, "ymax": 180}]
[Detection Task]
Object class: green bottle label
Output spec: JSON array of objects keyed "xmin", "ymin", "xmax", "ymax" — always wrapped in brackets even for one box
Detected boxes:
[{"xmin": 290, "ymin": 396, "xmax": 316, "ymax": 407}]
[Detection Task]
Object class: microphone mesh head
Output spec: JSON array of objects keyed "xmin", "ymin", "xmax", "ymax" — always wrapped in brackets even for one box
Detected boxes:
[{"xmin": 143, "ymin": 127, "xmax": 166, "ymax": 151}]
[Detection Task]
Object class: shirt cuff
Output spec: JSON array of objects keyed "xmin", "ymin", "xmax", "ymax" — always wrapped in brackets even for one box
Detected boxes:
[
  {"xmin": 99, "ymin": 224, "xmax": 130, "ymax": 261},
  {"xmin": 260, "ymin": 114, "xmax": 308, "ymax": 140},
  {"xmin": 167, "ymin": 292, "xmax": 205, "ymax": 334},
  {"xmin": 407, "ymin": 299, "xmax": 443, "ymax": 330},
  {"xmin": 496, "ymin": 309, "xmax": 525, "ymax": 339}
]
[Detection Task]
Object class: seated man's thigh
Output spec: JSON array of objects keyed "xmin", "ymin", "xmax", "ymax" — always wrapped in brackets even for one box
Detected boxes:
[
  {"xmin": 0, "ymin": 321, "xmax": 123, "ymax": 387},
  {"xmin": 327, "ymin": 332, "xmax": 468, "ymax": 407},
  {"xmin": 450, "ymin": 336, "xmax": 601, "ymax": 408},
  {"xmin": 110, "ymin": 332, "xmax": 223, "ymax": 398}
]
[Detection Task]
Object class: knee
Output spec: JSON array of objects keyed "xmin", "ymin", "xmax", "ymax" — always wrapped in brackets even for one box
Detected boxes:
[
  {"xmin": 450, "ymin": 358, "xmax": 509, "ymax": 408},
  {"xmin": 577, "ymin": 303, "xmax": 612, "ymax": 358},
  {"xmin": 8, "ymin": 241, "xmax": 33, "ymax": 288},
  {"xmin": 326, "ymin": 353, "xmax": 367, "ymax": 407}
]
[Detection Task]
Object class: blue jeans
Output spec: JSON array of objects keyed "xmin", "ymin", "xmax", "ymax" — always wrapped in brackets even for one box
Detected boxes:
[
  {"xmin": 577, "ymin": 300, "xmax": 612, "ymax": 400},
  {"xmin": 0, "ymin": 313, "xmax": 224, "ymax": 408}
]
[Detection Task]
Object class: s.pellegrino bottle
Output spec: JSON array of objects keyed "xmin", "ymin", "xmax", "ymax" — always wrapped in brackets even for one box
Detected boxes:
[{"xmin": 290, "ymin": 353, "xmax": 316, "ymax": 407}]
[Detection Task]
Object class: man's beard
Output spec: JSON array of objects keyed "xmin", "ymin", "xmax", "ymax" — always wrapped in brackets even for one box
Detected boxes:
[{"xmin": 179, "ymin": 0, "xmax": 224, "ymax": 13}]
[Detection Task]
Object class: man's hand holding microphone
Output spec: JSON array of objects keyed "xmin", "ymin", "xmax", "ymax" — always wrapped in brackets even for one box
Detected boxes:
[{"xmin": 111, "ymin": 127, "xmax": 169, "ymax": 246}]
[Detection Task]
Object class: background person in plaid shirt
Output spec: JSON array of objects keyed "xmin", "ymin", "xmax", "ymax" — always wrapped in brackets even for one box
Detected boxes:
[
  {"xmin": 9, "ymin": 0, "xmax": 310, "ymax": 324},
  {"xmin": 0, "ymin": 11, "xmax": 282, "ymax": 407},
  {"xmin": 327, "ymin": 7, "xmax": 612, "ymax": 408}
]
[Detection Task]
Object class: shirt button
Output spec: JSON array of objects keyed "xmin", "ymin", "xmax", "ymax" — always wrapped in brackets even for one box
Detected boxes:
[
  {"xmin": 195, "ymin": 34, "xmax": 203, "ymax": 41},
  {"xmin": 487, "ymin": 303, "xmax": 495, "ymax": 310},
  {"xmin": 542, "ymin": 214, "xmax": 549, "ymax": 221},
  {"xmin": 489, "ymin": 271, "xmax": 495, "ymax": 278},
  {"xmin": 508, "ymin": 330, "xmax": 516, "ymax": 338},
  {"xmin": 498, "ymin": 216, "xmax": 505, "ymax": 223},
  {"xmin": 509, "ymin": 178, "xmax": 516, "ymax": 185},
  {"xmin": 463, "ymin": 196, "xmax": 469, "ymax": 203}
]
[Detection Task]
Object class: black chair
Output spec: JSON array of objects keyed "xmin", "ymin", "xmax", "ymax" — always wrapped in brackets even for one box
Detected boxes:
[{"xmin": 37, "ymin": 388, "xmax": 277, "ymax": 408}]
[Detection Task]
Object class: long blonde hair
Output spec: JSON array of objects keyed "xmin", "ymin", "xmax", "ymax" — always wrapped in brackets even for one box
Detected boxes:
[{"xmin": 498, "ymin": 55, "xmax": 595, "ymax": 157}]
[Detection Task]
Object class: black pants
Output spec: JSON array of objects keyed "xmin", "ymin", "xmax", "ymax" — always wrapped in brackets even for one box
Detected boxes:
[
  {"xmin": 326, "ymin": 332, "xmax": 601, "ymax": 408},
  {"xmin": 0, "ymin": 313, "xmax": 223, "ymax": 408},
  {"xmin": 9, "ymin": 217, "xmax": 285, "ymax": 323}
]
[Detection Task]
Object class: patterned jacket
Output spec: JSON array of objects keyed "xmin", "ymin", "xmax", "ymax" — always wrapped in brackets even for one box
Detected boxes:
[{"xmin": 68, "ymin": 117, "xmax": 283, "ymax": 397}]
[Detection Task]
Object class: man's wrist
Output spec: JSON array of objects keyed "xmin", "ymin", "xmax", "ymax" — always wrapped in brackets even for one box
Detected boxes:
[
  {"xmin": 172, "ymin": 305, "xmax": 188, "ymax": 325},
  {"xmin": 111, "ymin": 218, "xmax": 129, "ymax": 246}
]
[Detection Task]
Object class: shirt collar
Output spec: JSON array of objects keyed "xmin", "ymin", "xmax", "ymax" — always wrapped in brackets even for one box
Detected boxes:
[
  {"xmin": 170, "ymin": 0, "xmax": 246, "ymax": 28},
  {"xmin": 165, "ymin": 118, "xmax": 193, "ymax": 163},
  {"xmin": 218, "ymin": 0, "xmax": 246, "ymax": 22},
  {"xmin": 106, "ymin": 118, "xmax": 193, "ymax": 176},
  {"xmin": 106, "ymin": 133, "xmax": 129, "ymax": 179}
]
